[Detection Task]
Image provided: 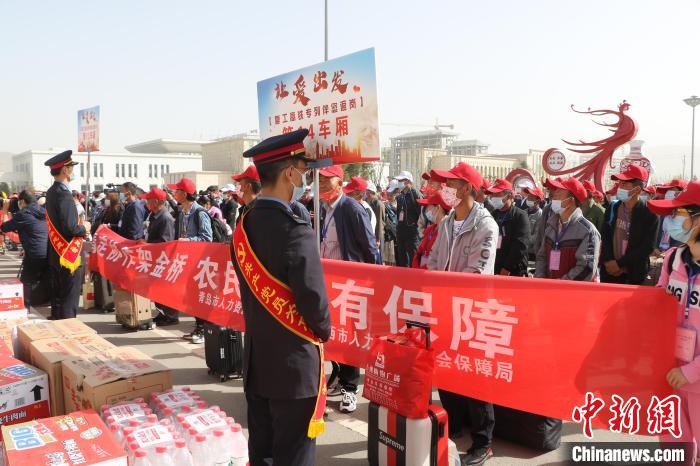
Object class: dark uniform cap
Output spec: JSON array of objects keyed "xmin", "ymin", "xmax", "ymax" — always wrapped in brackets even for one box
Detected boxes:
[
  {"xmin": 44, "ymin": 150, "xmax": 78, "ymax": 169},
  {"xmin": 243, "ymin": 128, "xmax": 311, "ymax": 165}
]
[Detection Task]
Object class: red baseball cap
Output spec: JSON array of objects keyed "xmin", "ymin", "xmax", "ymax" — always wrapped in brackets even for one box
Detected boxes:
[
  {"xmin": 421, "ymin": 172, "xmax": 431, "ymax": 181},
  {"xmin": 417, "ymin": 191, "xmax": 451, "ymax": 212},
  {"xmin": 611, "ymin": 165, "xmax": 649, "ymax": 183},
  {"xmin": 606, "ymin": 183, "xmax": 619, "ymax": 195},
  {"xmin": 232, "ymin": 165, "xmax": 260, "ymax": 182},
  {"xmin": 545, "ymin": 177, "xmax": 588, "ymax": 203},
  {"xmin": 319, "ymin": 165, "xmax": 344, "ymax": 179},
  {"xmin": 166, "ymin": 178, "xmax": 196, "ymax": 195},
  {"xmin": 431, "ymin": 162, "xmax": 483, "ymax": 188},
  {"xmin": 484, "ymin": 178, "xmax": 513, "ymax": 195},
  {"xmin": 643, "ymin": 185, "xmax": 657, "ymax": 196},
  {"xmin": 543, "ymin": 177, "xmax": 564, "ymax": 191},
  {"xmin": 523, "ymin": 187, "xmax": 545, "ymax": 200},
  {"xmin": 648, "ymin": 181, "xmax": 700, "ymax": 216},
  {"xmin": 342, "ymin": 176, "xmax": 368, "ymax": 194},
  {"xmin": 656, "ymin": 179, "xmax": 688, "ymax": 195},
  {"xmin": 481, "ymin": 178, "xmax": 492, "ymax": 190},
  {"xmin": 581, "ymin": 180, "xmax": 596, "ymax": 193},
  {"xmin": 139, "ymin": 187, "xmax": 167, "ymax": 201},
  {"xmin": 593, "ymin": 190, "xmax": 604, "ymax": 201}
]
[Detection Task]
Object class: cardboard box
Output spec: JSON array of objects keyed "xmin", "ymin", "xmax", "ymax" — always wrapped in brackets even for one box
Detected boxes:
[
  {"xmin": 0, "ymin": 315, "xmax": 30, "ymax": 357},
  {"xmin": 30, "ymin": 335, "xmax": 116, "ymax": 416},
  {"xmin": 2, "ymin": 410, "xmax": 127, "ymax": 466},
  {"xmin": 62, "ymin": 347, "xmax": 172, "ymax": 413},
  {"xmin": 0, "ymin": 355, "xmax": 50, "ymax": 438},
  {"xmin": 17, "ymin": 318, "xmax": 96, "ymax": 363},
  {"xmin": 0, "ymin": 279, "xmax": 23, "ymax": 312},
  {"xmin": 113, "ymin": 288, "xmax": 152, "ymax": 328}
]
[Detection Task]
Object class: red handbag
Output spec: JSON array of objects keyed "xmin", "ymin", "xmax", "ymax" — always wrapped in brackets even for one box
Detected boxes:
[{"xmin": 362, "ymin": 321, "xmax": 434, "ymax": 419}]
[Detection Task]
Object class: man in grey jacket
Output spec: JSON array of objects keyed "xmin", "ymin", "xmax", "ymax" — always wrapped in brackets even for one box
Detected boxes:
[{"xmin": 428, "ymin": 162, "xmax": 498, "ymax": 466}]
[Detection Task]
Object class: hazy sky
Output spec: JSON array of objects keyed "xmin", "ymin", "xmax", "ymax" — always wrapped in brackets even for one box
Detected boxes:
[{"xmin": 1, "ymin": 0, "xmax": 699, "ymax": 178}]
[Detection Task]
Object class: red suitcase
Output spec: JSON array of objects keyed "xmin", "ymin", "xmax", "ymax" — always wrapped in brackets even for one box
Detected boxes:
[{"xmin": 368, "ymin": 401, "xmax": 449, "ymax": 466}]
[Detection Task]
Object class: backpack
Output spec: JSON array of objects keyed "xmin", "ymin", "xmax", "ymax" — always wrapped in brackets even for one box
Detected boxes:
[
  {"xmin": 384, "ymin": 202, "xmax": 397, "ymax": 242},
  {"xmin": 210, "ymin": 217, "xmax": 229, "ymax": 243}
]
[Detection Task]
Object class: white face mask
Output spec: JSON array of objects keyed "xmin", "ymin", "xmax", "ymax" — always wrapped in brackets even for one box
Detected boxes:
[
  {"xmin": 616, "ymin": 188, "xmax": 631, "ymax": 202},
  {"xmin": 551, "ymin": 197, "xmax": 571, "ymax": 215},
  {"xmin": 441, "ymin": 186, "xmax": 460, "ymax": 208},
  {"xmin": 104, "ymin": 199, "xmax": 111, "ymax": 207},
  {"xmin": 526, "ymin": 200, "xmax": 537, "ymax": 208},
  {"xmin": 640, "ymin": 195, "xmax": 649, "ymax": 203},
  {"xmin": 490, "ymin": 196, "xmax": 505, "ymax": 210},
  {"xmin": 665, "ymin": 190, "xmax": 678, "ymax": 200},
  {"xmin": 425, "ymin": 208, "xmax": 436, "ymax": 224}
]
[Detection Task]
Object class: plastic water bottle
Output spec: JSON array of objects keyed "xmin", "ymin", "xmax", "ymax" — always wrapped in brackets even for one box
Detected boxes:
[
  {"xmin": 209, "ymin": 429, "xmax": 233, "ymax": 466},
  {"xmin": 152, "ymin": 446, "xmax": 176, "ymax": 466},
  {"xmin": 229, "ymin": 423, "xmax": 249, "ymax": 466},
  {"xmin": 171, "ymin": 439, "xmax": 195, "ymax": 466},
  {"xmin": 133, "ymin": 449, "xmax": 153, "ymax": 466},
  {"xmin": 189, "ymin": 435, "xmax": 210, "ymax": 465}
]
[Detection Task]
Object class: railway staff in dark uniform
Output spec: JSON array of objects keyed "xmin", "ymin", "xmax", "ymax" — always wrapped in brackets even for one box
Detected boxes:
[
  {"xmin": 44, "ymin": 150, "xmax": 90, "ymax": 320},
  {"xmin": 232, "ymin": 129, "xmax": 331, "ymax": 466}
]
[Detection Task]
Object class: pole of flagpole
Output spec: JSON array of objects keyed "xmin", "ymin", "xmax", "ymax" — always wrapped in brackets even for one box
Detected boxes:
[
  {"xmin": 85, "ymin": 149, "xmax": 91, "ymax": 220},
  {"xmin": 313, "ymin": 0, "xmax": 328, "ymax": 251}
]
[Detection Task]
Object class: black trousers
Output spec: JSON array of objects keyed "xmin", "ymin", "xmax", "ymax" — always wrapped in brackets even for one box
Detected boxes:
[
  {"xmin": 246, "ymin": 392, "xmax": 317, "ymax": 466},
  {"xmin": 395, "ymin": 227, "xmax": 419, "ymax": 267},
  {"xmin": 338, "ymin": 363, "xmax": 360, "ymax": 392},
  {"xmin": 49, "ymin": 262, "xmax": 84, "ymax": 320},
  {"xmin": 439, "ymin": 390, "xmax": 494, "ymax": 450}
]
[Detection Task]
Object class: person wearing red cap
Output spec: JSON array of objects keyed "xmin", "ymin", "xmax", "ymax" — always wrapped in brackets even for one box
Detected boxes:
[
  {"xmin": 535, "ymin": 177, "xmax": 600, "ymax": 281},
  {"xmin": 580, "ymin": 180, "xmax": 605, "ymax": 234},
  {"xmin": 231, "ymin": 165, "xmax": 262, "ymax": 225},
  {"xmin": 481, "ymin": 179, "xmax": 528, "ymax": 277},
  {"xmin": 427, "ymin": 162, "xmax": 498, "ymax": 465},
  {"xmin": 648, "ymin": 182, "xmax": 700, "ymax": 460},
  {"xmin": 656, "ymin": 180, "xmax": 690, "ymax": 254},
  {"xmin": 343, "ymin": 176, "xmax": 377, "ymax": 236},
  {"xmin": 600, "ymin": 165, "xmax": 659, "ymax": 285},
  {"xmin": 139, "ymin": 187, "xmax": 177, "ymax": 326},
  {"xmin": 523, "ymin": 187, "xmax": 544, "ymax": 260},
  {"xmin": 411, "ymin": 191, "xmax": 450, "ymax": 268},
  {"xmin": 319, "ymin": 165, "xmax": 378, "ymax": 414},
  {"xmin": 166, "ymin": 177, "xmax": 213, "ymax": 343}
]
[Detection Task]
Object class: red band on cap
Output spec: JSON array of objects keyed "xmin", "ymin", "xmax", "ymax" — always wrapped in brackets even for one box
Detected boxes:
[
  {"xmin": 252, "ymin": 142, "xmax": 305, "ymax": 163},
  {"xmin": 50, "ymin": 160, "xmax": 69, "ymax": 169}
]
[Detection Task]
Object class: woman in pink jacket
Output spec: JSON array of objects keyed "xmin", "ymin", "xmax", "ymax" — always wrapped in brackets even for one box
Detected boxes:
[{"xmin": 650, "ymin": 181, "xmax": 700, "ymax": 461}]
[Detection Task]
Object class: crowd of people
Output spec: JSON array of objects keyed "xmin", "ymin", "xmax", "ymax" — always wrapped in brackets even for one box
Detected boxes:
[{"xmin": 1, "ymin": 140, "xmax": 699, "ymax": 465}]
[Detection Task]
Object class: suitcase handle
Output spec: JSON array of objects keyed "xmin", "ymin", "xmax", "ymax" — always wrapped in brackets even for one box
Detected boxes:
[{"xmin": 405, "ymin": 320, "xmax": 431, "ymax": 349}]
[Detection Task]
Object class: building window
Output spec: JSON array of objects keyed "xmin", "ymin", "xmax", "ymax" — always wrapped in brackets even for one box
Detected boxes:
[
  {"xmin": 80, "ymin": 163, "xmax": 84, "ymax": 177},
  {"xmin": 121, "ymin": 164, "xmax": 125, "ymax": 178},
  {"xmin": 93, "ymin": 163, "xmax": 98, "ymax": 177},
  {"xmin": 149, "ymin": 164, "xmax": 152, "ymax": 178},
  {"xmin": 100, "ymin": 163, "xmax": 104, "ymax": 178},
  {"xmin": 161, "ymin": 165, "xmax": 165, "ymax": 176},
  {"xmin": 95, "ymin": 184, "xmax": 103, "ymax": 191},
  {"xmin": 154, "ymin": 165, "xmax": 158, "ymax": 177},
  {"xmin": 116, "ymin": 163, "xmax": 119, "ymax": 178},
  {"xmin": 134, "ymin": 164, "xmax": 138, "ymax": 178},
  {"xmin": 167, "ymin": 165, "xmax": 170, "ymax": 174}
]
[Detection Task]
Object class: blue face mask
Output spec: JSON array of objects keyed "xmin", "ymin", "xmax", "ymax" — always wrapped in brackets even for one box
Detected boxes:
[
  {"xmin": 666, "ymin": 215, "xmax": 694, "ymax": 243},
  {"xmin": 290, "ymin": 168, "xmax": 307, "ymax": 203},
  {"xmin": 616, "ymin": 188, "xmax": 630, "ymax": 202}
]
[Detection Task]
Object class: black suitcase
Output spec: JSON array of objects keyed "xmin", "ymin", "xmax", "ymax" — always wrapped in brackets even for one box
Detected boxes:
[
  {"xmin": 203, "ymin": 321, "xmax": 243, "ymax": 382},
  {"xmin": 93, "ymin": 273, "xmax": 114, "ymax": 311},
  {"xmin": 493, "ymin": 404, "xmax": 562, "ymax": 451}
]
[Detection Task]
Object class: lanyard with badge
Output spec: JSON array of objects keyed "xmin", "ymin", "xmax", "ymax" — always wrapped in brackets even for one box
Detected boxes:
[
  {"xmin": 549, "ymin": 221, "xmax": 572, "ymax": 272},
  {"xmin": 321, "ymin": 203, "xmax": 336, "ymax": 243},
  {"xmin": 677, "ymin": 263, "xmax": 699, "ymax": 363}
]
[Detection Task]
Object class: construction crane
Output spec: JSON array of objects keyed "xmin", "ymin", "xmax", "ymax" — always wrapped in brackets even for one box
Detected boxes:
[{"xmin": 381, "ymin": 118, "xmax": 455, "ymax": 131}]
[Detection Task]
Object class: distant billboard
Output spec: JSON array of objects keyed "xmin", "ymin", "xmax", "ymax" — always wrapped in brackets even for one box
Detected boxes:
[{"xmin": 78, "ymin": 106, "xmax": 100, "ymax": 152}]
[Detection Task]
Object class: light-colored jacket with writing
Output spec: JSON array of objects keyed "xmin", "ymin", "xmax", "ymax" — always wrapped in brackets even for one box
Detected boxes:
[{"xmin": 427, "ymin": 203, "xmax": 498, "ymax": 274}]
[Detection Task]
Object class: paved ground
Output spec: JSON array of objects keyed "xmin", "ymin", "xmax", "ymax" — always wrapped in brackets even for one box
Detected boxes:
[{"xmin": 0, "ymin": 249, "xmax": 655, "ymax": 465}]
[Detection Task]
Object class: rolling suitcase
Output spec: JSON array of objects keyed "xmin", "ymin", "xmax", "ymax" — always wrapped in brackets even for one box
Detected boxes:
[
  {"xmin": 113, "ymin": 286, "xmax": 154, "ymax": 330},
  {"xmin": 368, "ymin": 402, "xmax": 449, "ymax": 466},
  {"xmin": 204, "ymin": 321, "xmax": 243, "ymax": 382},
  {"xmin": 93, "ymin": 274, "xmax": 114, "ymax": 311}
]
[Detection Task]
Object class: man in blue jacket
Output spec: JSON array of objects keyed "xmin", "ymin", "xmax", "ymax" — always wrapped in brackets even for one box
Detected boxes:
[
  {"xmin": 118, "ymin": 182, "xmax": 147, "ymax": 240},
  {"xmin": 1, "ymin": 190, "xmax": 50, "ymax": 308},
  {"xmin": 318, "ymin": 164, "xmax": 379, "ymax": 414}
]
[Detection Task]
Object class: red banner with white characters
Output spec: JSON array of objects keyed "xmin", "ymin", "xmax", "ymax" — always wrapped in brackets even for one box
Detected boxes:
[{"xmin": 90, "ymin": 226, "xmax": 679, "ymax": 435}]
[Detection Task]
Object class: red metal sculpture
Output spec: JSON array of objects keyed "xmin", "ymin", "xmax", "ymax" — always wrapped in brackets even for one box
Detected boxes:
[{"xmin": 542, "ymin": 101, "xmax": 638, "ymax": 191}]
